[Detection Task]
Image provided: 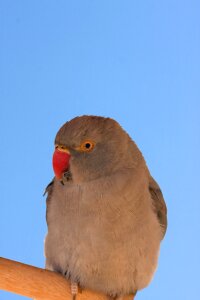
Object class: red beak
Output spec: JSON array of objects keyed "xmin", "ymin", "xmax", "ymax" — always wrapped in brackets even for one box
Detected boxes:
[{"xmin": 52, "ymin": 149, "xmax": 71, "ymax": 179}]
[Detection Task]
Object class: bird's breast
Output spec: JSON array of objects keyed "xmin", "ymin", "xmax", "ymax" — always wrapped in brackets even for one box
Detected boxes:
[{"xmin": 45, "ymin": 173, "xmax": 161, "ymax": 293}]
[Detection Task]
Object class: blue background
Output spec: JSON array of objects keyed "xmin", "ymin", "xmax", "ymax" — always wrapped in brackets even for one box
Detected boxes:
[{"xmin": 0, "ymin": 1, "xmax": 199, "ymax": 299}]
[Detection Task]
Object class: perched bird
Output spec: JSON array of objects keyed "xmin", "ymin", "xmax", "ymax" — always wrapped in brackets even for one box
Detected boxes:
[{"xmin": 44, "ymin": 116, "xmax": 167, "ymax": 300}]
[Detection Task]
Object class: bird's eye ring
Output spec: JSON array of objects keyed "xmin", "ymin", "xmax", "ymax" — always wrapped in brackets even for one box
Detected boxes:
[{"xmin": 79, "ymin": 140, "xmax": 95, "ymax": 152}]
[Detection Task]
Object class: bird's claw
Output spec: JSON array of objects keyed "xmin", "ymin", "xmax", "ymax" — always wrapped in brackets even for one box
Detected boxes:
[
  {"xmin": 107, "ymin": 293, "xmax": 136, "ymax": 300},
  {"xmin": 71, "ymin": 281, "xmax": 78, "ymax": 300}
]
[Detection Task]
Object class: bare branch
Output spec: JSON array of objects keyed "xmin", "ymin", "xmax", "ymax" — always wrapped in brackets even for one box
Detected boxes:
[{"xmin": 0, "ymin": 257, "xmax": 107, "ymax": 300}]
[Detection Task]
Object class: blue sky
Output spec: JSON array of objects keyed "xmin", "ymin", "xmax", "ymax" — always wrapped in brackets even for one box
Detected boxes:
[{"xmin": 0, "ymin": 1, "xmax": 199, "ymax": 299}]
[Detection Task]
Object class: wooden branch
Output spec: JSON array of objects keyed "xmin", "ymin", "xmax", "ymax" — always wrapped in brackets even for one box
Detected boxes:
[{"xmin": 0, "ymin": 257, "xmax": 107, "ymax": 300}]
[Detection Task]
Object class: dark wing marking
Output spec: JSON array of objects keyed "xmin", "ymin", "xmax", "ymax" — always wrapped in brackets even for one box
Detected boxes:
[
  {"xmin": 149, "ymin": 176, "xmax": 167, "ymax": 239},
  {"xmin": 43, "ymin": 179, "xmax": 54, "ymax": 196},
  {"xmin": 44, "ymin": 178, "xmax": 55, "ymax": 226}
]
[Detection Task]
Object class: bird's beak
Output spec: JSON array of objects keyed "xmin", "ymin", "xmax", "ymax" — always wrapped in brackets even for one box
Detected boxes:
[{"xmin": 52, "ymin": 145, "xmax": 71, "ymax": 179}]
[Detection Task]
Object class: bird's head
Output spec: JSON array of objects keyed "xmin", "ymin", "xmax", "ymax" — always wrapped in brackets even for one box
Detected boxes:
[{"xmin": 52, "ymin": 115, "xmax": 139, "ymax": 183}]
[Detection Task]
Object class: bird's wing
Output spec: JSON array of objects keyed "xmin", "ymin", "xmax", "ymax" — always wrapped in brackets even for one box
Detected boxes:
[
  {"xmin": 149, "ymin": 176, "xmax": 167, "ymax": 239},
  {"xmin": 44, "ymin": 179, "xmax": 55, "ymax": 225}
]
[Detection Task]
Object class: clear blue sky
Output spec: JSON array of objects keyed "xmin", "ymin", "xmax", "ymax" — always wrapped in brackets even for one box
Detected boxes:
[{"xmin": 0, "ymin": 1, "xmax": 199, "ymax": 299}]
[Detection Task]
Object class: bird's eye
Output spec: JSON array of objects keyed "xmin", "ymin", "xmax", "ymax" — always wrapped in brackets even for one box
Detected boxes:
[{"xmin": 79, "ymin": 140, "xmax": 95, "ymax": 152}]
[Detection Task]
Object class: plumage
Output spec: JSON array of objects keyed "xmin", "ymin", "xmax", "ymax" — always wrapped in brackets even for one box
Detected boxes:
[{"xmin": 44, "ymin": 115, "xmax": 167, "ymax": 298}]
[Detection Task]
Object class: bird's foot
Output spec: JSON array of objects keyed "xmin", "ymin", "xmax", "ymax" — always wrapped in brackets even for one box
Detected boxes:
[
  {"xmin": 108, "ymin": 293, "xmax": 136, "ymax": 300},
  {"xmin": 70, "ymin": 281, "xmax": 80, "ymax": 300},
  {"xmin": 121, "ymin": 294, "xmax": 135, "ymax": 300}
]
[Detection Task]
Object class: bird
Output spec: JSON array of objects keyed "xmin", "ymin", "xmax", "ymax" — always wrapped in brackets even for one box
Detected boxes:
[{"xmin": 44, "ymin": 115, "xmax": 167, "ymax": 300}]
